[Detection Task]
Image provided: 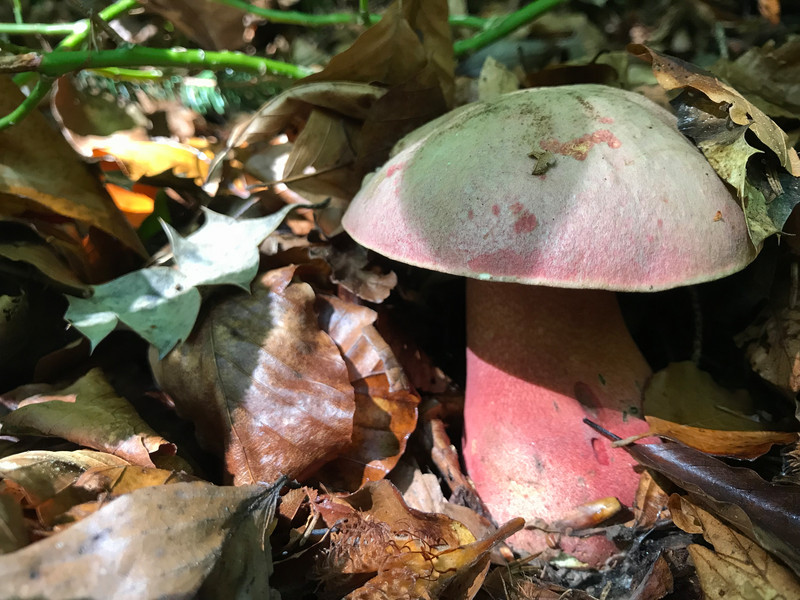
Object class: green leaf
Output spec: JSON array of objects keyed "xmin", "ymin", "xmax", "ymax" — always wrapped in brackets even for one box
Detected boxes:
[{"xmin": 65, "ymin": 203, "xmax": 307, "ymax": 357}]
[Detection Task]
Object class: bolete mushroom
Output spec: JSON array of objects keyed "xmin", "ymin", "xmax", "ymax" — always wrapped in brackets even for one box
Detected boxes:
[{"xmin": 342, "ymin": 84, "xmax": 756, "ymax": 562}]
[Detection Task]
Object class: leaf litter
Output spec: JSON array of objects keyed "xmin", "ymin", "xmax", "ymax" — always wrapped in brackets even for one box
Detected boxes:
[{"xmin": 3, "ymin": 0, "xmax": 800, "ymax": 599}]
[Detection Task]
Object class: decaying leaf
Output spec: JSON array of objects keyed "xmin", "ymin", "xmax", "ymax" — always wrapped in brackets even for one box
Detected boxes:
[
  {"xmin": 0, "ymin": 450, "xmax": 129, "ymax": 515},
  {"xmin": 671, "ymin": 495, "xmax": 800, "ymax": 599},
  {"xmin": 712, "ymin": 38, "xmax": 800, "ymax": 120},
  {"xmin": 0, "ymin": 494, "xmax": 27, "ymax": 554},
  {"xmin": 646, "ymin": 416, "xmax": 797, "ymax": 459},
  {"xmin": 644, "ymin": 361, "xmax": 760, "ymax": 431},
  {"xmin": 629, "ymin": 44, "xmax": 800, "ymax": 176},
  {"xmin": 139, "ymin": 0, "xmax": 253, "ymax": 50},
  {"xmin": 314, "ymin": 480, "xmax": 523, "ymax": 599},
  {"xmin": 737, "ymin": 302, "xmax": 800, "ymax": 397},
  {"xmin": 0, "ymin": 480, "xmax": 282, "ymax": 600},
  {"xmin": 614, "ymin": 434, "xmax": 800, "ymax": 576},
  {"xmin": 0, "ymin": 77, "xmax": 145, "ymax": 258},
  {"xmin": 0, "ymin": 369, "xmax": 174, "ymax": 467},
  {"xmin": 151, "ymin": 265, "xmax": 356, "ymax": 485},
  {"xmin": 629, "ymin": 45, "xmax": 800, "ymax": 246},
  {"xmin": 315, "ymin": 294, "xmax": 419, "ymax": 490}
]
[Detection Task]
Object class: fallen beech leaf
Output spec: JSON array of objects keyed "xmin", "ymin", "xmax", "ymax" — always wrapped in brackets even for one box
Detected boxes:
[
  {"xmin": 629, "ymin": 554, "xmax": 673, "ymax": 600},
  {"xmin": 632, "ymin": 471, "xmax": 671, "ymax": 529},
  {"xmin": 0, "ymin": 494, "xmax": 27, "ymax": 554},
  {"xmin": 140, "ymin": 0, "xmax": 252, "ymax": 49},
  {"xmin": 0, "ymin": 369, "xmax": 174, "ymax": 467},
  {"xmin": 0, "ymin": 480, "xmax": 282, "ymax": 599},
  {"xmin": 737, "ymin": 302, "xmax": 800, "ymax": 397},
  {"xmin": 0, "ymin": 240, "xmax": 90, "ymax": 296},
  {"xmin": 0, "ymin": 450, "xmax": 127, "ymax": 503},
  {"xmin": 629, "ymin": 44, "xmax": 800, "ymax": 176},
  {"xmin": 0, "ymin": 76, "xmax": 145, "ymax": 258},
  {"xmin": 36, "ymin": 465, "xmax": 199, "ymax": 528},
  {"xmin": 91, "ymin": 138, "xmax": 210, "ymax": 183},
  {"xmin": 316, "ymin": 294, "xmax": 419, "ymax": 490},
  {"xmin": 712, "ymin": 39, "xmax": 800, "ymax": 120},
  {"xmin": 303, "ymin": 0, "xmax": 454, "ymax": 106},
  {"xmin": 670, "ymin": 495, "xmax": 800, "ymax": 599},
  {"xmin": 646, "ymin": 416, "xmax": 797, "ymax": 459},
  {"xmin": 151, "ymin": 265, "xmax": 355, "ymax": 484},
  {"xmin": 644, "ymin": 362, "xmax": 761, "ymax": 431},
  {"xmin": 314, "ymin": 480, "xmax": 522, "ymax": 599},
  {"xmin": 322, "ymin": 244, "xmax": 398, "ymax": 304},
  {"xmin": 600, "ymin": 429, "xmax": 800, "ymax": 576}
]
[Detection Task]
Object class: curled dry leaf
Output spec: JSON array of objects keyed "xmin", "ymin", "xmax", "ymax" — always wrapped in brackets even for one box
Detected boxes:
[
  {"xmin": 646, "ymin": 415, "xmax": 797, "ymax": 460},
  {"xmin": 712, "ymin": 38, "xmax": 800, "ymax": 120},
  {"xmin": 629, "ymin": 44, "xmax": 800, "ymax": 176},
  {"xmin": 0, "ymin": 369, "xmax": 175, "ymax": 467},
  {"xmin": 139, "ymin": 0, "xmax": 254, "ymax": 50},
  {"xmin": 0, "ymin": 450, "xmax": 129, "ymax": 508},
  {"xmin": 0, "ymin": 480, "xmax": 282, "ymax": 600},
  {"xmin": 321, "ymin": 244, "xmax": 398, "ymax": 304},
  {"xmin": 737, "ymin": 302, "xmax": 800, "ymax": 397},
  {"xmin": 315, "ymin": 294, "xmax": 419, "ymax": 491},
  {"xmin": 617, "ymin": 435, "xmax": 800, "ymax": 577},
  {"xmin": 0, "ymin": 76, "xmax": 145, "ymax": 258},
  {"xmin": 151, "ymin": 265, "xmax": 355, "ymax": 485},
  {"xmin": 670, "ymin": 495, "xmax": 800, "ymax": 600},
  {"xmin": 314, "ymin": 479, "xmax": 523, "ymax": 599}
]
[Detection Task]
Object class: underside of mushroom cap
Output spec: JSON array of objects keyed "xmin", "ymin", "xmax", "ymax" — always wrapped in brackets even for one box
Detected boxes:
[{"xmin": 342, "ymin": 84, "xmax": 757, "ymax": 291}]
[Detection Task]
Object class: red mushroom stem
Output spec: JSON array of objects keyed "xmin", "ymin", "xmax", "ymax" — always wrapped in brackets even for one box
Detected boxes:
[{"xmin": 464, "ymin": 280, "xmax": 652, "ymax": 562}]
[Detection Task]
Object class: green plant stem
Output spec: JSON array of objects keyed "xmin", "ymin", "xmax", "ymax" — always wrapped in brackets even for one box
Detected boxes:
[
  {"xmin": 454, "ymin": 0, "xmax": 567, "ymax": 56},
  {"xmin": 359, "ymin": 0, "xmax": 370, "ymax": 26},
  {"xmin": 60, "ymin": 0, "xmax": 139, "ymax": 49},
  {"xmin": 0, "ymin": 77, "xmax": 53, "ymax": 129},
  {"xmin": 210, "ymin": 0, "xmax": 486, "ymax": 28},
  {"xmin": 11, "ymin": 0, "xmax": 23, "ymax": 24},
  {"xmin": 0, "ymin": 22, "xmax": 87, "ymax": 36},
  {"xmin": 4, "ymin": 46, "xmax": 312, "ymax": 79}
]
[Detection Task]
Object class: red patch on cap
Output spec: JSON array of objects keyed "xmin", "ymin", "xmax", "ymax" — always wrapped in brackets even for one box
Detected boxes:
[{"xmin": 540, "ymin": 129, "xmax": 622, "ymax": 161}]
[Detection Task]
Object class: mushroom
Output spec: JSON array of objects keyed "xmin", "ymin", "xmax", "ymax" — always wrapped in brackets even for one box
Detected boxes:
[{"xmin": 341, "ymin": 84, "xmax": 756, "ymax": 562}]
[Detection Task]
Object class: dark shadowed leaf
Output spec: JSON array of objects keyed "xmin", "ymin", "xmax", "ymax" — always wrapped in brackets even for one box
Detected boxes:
[
  {"xmin": 1, "ymin": 369, "xmax": 174, "ymax": 467},
  {"xmin": 615, "ymin": 435, "xmax": 800, "ymax": 577}
]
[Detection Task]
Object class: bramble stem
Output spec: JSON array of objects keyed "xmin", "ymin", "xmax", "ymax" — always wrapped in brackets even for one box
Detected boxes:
[
  {"xmin": 1, "ymin": 46, "xmax": 312, "ymax": 79},
  {"xmin": 0, "ymin": 77, "xmax": 53, "ymax": 129},
  {"xmin": 454, "ymin": 0, "xmax": 567, "ymax": 56}
]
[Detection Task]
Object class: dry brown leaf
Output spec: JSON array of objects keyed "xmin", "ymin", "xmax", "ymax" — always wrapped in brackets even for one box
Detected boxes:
[
  {"xmin": 0, "ymin": 480, "xmax": 282, "ymax": 599},
  {"xmin": 646, "ymin": 416, "xmax": 797, "ymax": 459},
  {"xmin": 628, "ymin": 44, "xmax": 800, "ymax": 176},
  {"xmin": 737, "ymin": 303, "xmax": 800, "ymax": 397},
  {"xmin": 0, "ymin": 450, "xmax": 129, "ymax": 508},
  {"xmin": 321, "ymin": 244, "xmax": 398, "ymax": 304},
  {"xmin": 302, "ymin": 0, "xmax": 454, "ymax": 106},
  {"xmin": 1, "ymin": 369, "xmax": 175, "ymax": 467},
  {"xmin": 316, "ymin": 294, "xmax": 419, "ymax": 490},
  {"xmin": 633, "ymin": 471, "xmax": 671, "ymax": 529},
  {"xmin": 644, "ymin": 362, "xmax": 761, "ymax": 431},
  {"xmin": 0, "ymin": 76, "xmax": 145, "ymax": 258},
  {"xmin": 139, "ymin": 0, "xmax": 252, "ymax": 49},
  {"xmin": 151, "ymin": 265, "xmax": 355, "ymax": 484},
  {"xmin": 36, "ymin": 465, "xmax": 199, "ymax": 528},
  {"xmin": 314, "ymin": 480, "xmax": 522, "ymax": 599},
  {"xmin": 712, "ymin": 39, "xmax": 800, "ymax": 120},
  {"xmin": 629, "ymin": 554, "xmax": 674, "ymax": 600},
  {"xmin": 0, "ymin": 494, "xmax": 27, "ymax": 554},
  {"xmin": 90, "ymin": 138, "xmax": 210, "ymax": 183},
  {"xmin": 670, "ymin": 495, "xmax": 800, "ymax": 600},
  {"xmin": 0, "ymin": 240, "xmax": 90, "ymax": 296},
  {"xmin": 758, "ymin": 0, "xmax": 781, "ymax": 25}
]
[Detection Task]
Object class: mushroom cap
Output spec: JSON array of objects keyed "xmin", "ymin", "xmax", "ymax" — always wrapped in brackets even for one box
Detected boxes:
[{"xmin": 342, "ymin": 84, "xmax": 757, "ymax": 291}]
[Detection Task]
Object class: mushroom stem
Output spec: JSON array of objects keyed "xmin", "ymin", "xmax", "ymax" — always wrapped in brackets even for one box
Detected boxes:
[{"xmin": 463, "ymin": 279, "xmax": 652, "ymax": 562}]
